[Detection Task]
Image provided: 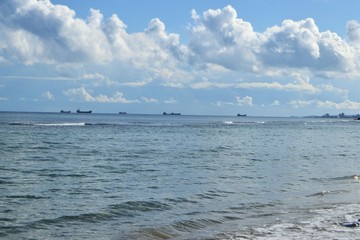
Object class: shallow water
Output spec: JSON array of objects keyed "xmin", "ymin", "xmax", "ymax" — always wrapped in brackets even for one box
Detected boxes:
[{"xmin": 1, "ymin": 112, "xmax": 360, "ymax": 239}]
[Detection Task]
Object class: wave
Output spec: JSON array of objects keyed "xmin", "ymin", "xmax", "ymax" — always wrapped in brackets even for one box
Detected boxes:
[
  {"xmin": 306, "ymin": 190, "xmax": 347, "ymax": 197},
  {"xmin": 337, "ymin": 175, "xmax": 360, "ymax": 180},
  {"xmin": 136, "ymin": 218, "xmax": 223, "ymax": 239},
  {"xmin": 1, "ymin": 200, "xmax": 173, "ymax": 238}
]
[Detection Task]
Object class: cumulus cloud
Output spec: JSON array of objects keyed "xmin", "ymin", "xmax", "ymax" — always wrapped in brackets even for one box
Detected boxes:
[
  {"xmin": 64, "ymin": 87, "xmax": 138, "ymax": 103},
  {"xmin": 189, "ymin": 5, "xmax": 259, "ymax": 72},
  {"xmin": 1, "ymin": 1, "xmax": 360, "ymax": 93},
  {"xmin": 189, "ymin": 6, "xmax": 360, "ymax": 79},
  {"xmin": 236, "ymin": 96, "xmax": 253, "ymax": 106},
  {"xmin": 0, "ymin": 0, "xmax": 111, "ymax": 64},
  {"xmin": 0, "ymin": 0, "xmax": 188, "ymax": 80}
]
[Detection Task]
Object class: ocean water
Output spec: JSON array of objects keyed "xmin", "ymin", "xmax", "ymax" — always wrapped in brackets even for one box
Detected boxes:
[{"xmin": 1, "ymin": 112, "xmax": 360, "ymax": 239}]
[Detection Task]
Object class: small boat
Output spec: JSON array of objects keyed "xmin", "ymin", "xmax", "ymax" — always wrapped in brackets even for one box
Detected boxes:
[
  {"xmin": 76, "ymin": 109, "xmax": 92, "ymax": 114},
  {"xmin": 119, "ymin": 112, "xmax": 127, "ymax": 114},
  {"xmin": 237, "ymin": 114, "xmax": 247, "ymax": 117},
  {"xmin": 60, "ymin": 110, "xmax": 71, "ymax": 113},
  {"xmin": 163, "ymin": 112, "xmax": 181, "ymax": 115}
]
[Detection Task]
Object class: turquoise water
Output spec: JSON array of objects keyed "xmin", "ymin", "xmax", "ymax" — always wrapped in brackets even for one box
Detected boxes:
[{"xmin": 1, "ymin": 112, "xmax": 360, "ymax": 239}]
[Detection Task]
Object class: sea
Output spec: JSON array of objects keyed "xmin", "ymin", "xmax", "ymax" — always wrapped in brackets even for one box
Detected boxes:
[{"xmin": 1, "ymin": 111, "xmax": 360, "ymax": 240}]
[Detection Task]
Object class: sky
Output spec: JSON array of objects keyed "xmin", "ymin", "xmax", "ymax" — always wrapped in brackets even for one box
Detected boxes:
[{"xmin": 1, "ymin": 0, "xmax": 360, "ymax": 116}]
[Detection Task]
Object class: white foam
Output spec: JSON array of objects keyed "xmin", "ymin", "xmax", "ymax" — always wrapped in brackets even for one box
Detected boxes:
[
  {"xmin": 237, "ymin": 204, "xmax": 360, "ymax": 240},
  {"xmin": 35, "ymin": 122, "xmax": 86, "ymax": 126}
]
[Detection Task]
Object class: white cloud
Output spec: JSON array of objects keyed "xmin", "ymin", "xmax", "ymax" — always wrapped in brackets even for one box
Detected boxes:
[
  {"xmin": 213, "ymin": 96, "xmax": 253, "ymax": 107},
  {"xmin": 42, "ymin": 91, "xmax": 54, "ymax": 100},
  {"xmin": 141, "ymin": 97, "xmax": 159, "ymax": 103},
  {"xmin": 64, "ymin": 87, "xmax": 95, "ymax": 102},
  {"xmin": 122, "ymin": 81, "xmax": 150, "ymax": 87},
  {"xmin": 0, "ymin": 0, "xmax": 188, "ymax": 78},
  {"xmin": 288, "ymin": 99, "xmax": 360, "ymax": 109},
  {"xmin": 81, "ymin": 73, "xmax": 118, "ymax": 87},
  {"xmin": 164, "ymin": 97, "xmax": 177, "ymax": 104},
  {"xmin": 347, "ymin": 20, "xmax": 360, "ymax": 46},
  {"xmin": 64, "ymin": 87, "xmax": 138, "ymax": 103},
  {"xmin": 161, "ymin": 82, "xmax": 185, "ymax": 88},
  {"xmin": 190, "ymin": 6, "xmax": 359, "ymax": 78},
  {"xmin": 236, "ymin": 96, "xmax": 253, "ymax": 106},
  {"xmin": 271, "ymin": 100, "xmax": 280, "ymax": 106},
  {"xmin": 1, "ymin": 1, "xmax": 360, "ymax": 101},
  {"xmin": 189, "ymin": 79, "xmax": 320, "ymax": 93},
  {"xmin": 189, "ymin": 5, "xmax": 259, "ymax": 72},
  {"xmin": 212, "ymin": 100, "xmax": 234, "ymax": 107}
]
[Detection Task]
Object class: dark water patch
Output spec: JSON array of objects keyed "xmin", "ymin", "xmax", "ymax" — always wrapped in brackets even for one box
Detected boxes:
[
  {"xmin": 195, "ymin": 192, "xmax": 222, "ymax": 200},
  {"xmin": 228, "ymin": 202, "xmax": 280, "ymax": 214},
  {"xmin": 37, "ymin": 168, "xmax": 68, "ymax": 173},
  {"xmin": 164, "ymin": 197, "xmax": 198, "ymax": 204},
  {"xmin": 47, "ymin": 188, "xmax": 62, "ymax": 193},
  {"xmin": 0, "ymin": 218, "xmax": 16, "ymax": 223},
  {"xmin": 110, "ymin": 200, "xmax": 172, "ymax": 213},
  {"xmin": 6, "ymin": 195, "xmax": 50, "ymax": 200},
  {"xmin": 184, "ymin": 211, "xmax": 203, "ymax": 216},
  {"xmin": 8, "ymin": 122, "xmax": 29, "ymax": 126},
  {"xmin": 134, "ymin": 168, "xmax": 159, "ymax": 173},
  {"xmin": 38, "ymin": 173, "xmax": 87, "ymax": 178},
  {"xmin": 0, "ymin": 179, "xmax": 14, "ymax": 184},
  {"xmin": 223, "ymin": 215, "xmax": 242, "ymax": 221}
]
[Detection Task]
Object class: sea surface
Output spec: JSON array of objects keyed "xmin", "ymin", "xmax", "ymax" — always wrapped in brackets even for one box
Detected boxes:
[{"xmin": 1, "ymin": 112, "xmax": 360, "ymax": 239}]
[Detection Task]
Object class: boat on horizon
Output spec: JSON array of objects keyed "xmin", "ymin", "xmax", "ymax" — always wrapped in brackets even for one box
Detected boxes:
[
  {"xmin": 119, "ymin": 112, "xmax": 127, "ymax": 114},
  {"xmin": 60, "ymin": 110, "xmax": 71, "ymax": 113},
  {"xmin": 76, "ymin": 109, "xmax": 92, "ymax": 114},
  {"xmin": 163, "ymin": 112, "xmax": 181, "ymax": 115},
  {"xmin": 237, "ymin": 114, "xmax": 247, "ymax": 117}
]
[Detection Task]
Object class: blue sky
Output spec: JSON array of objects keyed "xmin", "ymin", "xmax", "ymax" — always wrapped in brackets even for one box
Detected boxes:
[{"xmin": 1, "ymin": 0, "xmax": 360, "ymax": 116}]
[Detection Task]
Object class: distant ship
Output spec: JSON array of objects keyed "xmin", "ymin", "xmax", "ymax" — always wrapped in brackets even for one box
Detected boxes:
[
  {"xmin": 76, "ymin": 109, "xmax": 92, "ymax": 114},
  {"xmin": 163, "ymin": 112, "xmax": 181, "ymax": 115},
  {"xmin": 237, "ymin": 114, "xmax": 247, "ymax": 117},
  {"xmin": 119, "ymin": 112, "xmax": 127, "ymax": 114},
  {"xmin": 60, "ymin": 110, "xmax": 71, "ymax": 113}
]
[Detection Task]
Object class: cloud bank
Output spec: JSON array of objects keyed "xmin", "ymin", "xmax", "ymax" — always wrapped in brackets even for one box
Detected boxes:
[
  {"xmin": 1, "ymin": 1, "xmax": 360, "ymax": 113},
  {"xmin": 1, "ymin": 1, "xmax": 360, "ymax": 80}
]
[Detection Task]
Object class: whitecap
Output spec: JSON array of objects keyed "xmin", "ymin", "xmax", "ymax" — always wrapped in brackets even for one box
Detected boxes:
[{"xmin": 35, "ymin": 122, "xmax": 86, "ymax": 126}]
